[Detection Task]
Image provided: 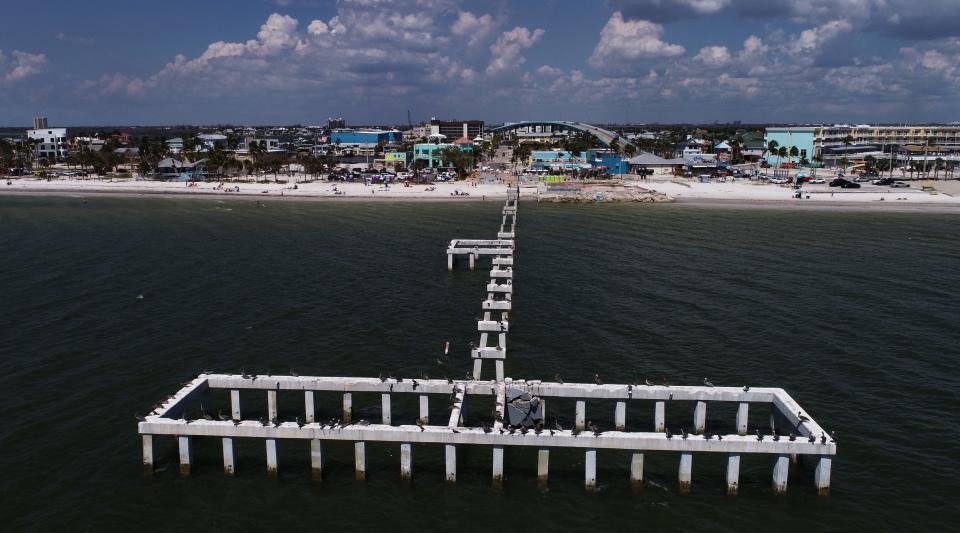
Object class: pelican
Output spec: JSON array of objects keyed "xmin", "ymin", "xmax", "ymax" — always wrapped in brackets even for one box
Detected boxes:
[
  {"xmin": 554, "ymin": 373, "xmax": 563, "ymax": 384},
  {"xmin": 594, "ymin": 374, "xmax": 603, "ymax": 385},
  {"xmin": 756, "ymin": 429, "xmax": 764, "ymax": 441},
  {"xmin": 200, "ymin": 404, "xmax": 213, "ymax": 421},
  {"xmin": 703, "ymin": 378, "xmax": 715, "ymax": 387}
]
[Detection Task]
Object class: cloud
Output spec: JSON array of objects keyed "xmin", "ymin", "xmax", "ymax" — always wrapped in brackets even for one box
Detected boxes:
[
  {"xmin": 2, "ymin": 50, "xmax": 48, "ymax": 83},
  {"xmin": 451, "ymin": 11, "xmax": 500, "ymax": 47},
  {"xmin": 536, "ymin": 65, "xmax": 563, "ymax": 77},
  {"xmin": 788, "ymin": 19, "xmax": 852, "ymax": 58},
  {"xmin": 589, "ymin": 13, "xmax": 684, "ymax": 68},
  {"xmin": 694, "ymin": 46, "xmax": 731, "ymax": 66},
  {"xmin": 610, "ymin": 0, "xmax": 731, "ymax": 21},
  {"xmin": 486, "ymin": 26, "xmax": 545, "ymax": 75}
]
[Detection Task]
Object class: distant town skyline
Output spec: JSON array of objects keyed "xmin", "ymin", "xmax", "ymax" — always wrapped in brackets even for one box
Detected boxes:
[{"xmin": 2, "ymin": 0, "xmax": 960, "ymax": 126}]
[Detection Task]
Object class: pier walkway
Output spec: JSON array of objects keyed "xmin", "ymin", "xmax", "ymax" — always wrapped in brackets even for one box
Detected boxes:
[{"xmin": 139, "ymin": 186, "xmax": 835, "ymax": 495}]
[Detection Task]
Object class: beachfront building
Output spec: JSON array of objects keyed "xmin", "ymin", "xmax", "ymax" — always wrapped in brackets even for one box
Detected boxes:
[
  {"xmin": 627, "ymin": 152, "xmax": 686, "ymax": 174},
  {"xmin": 383, "ymin": 151, "xmax": 407, "ymax": 170},
  {"xmin": 765, "ymin": 124, "xmax": 960, "ymax": 165},
  {"xmin": 329, "ymin": 129, "xmax": 402, "ymax": 156},
  {"xmin": 27, "ymin": 126, "xmax": 69, "ymax": 162},
  {"xmin": 413, "ymin": 142, "xmax": 474, "ymax": 168},
  {"xmin": 585, "ymin": 148, "xmax": 628, "ymax": 175},
  {"xmin": 529, "ymin": 149, "xmax": 581, "ymax": 171},
  {"xmin": 197, "ymin": 134, "xmax": 227, "ymax": 151},
  {"xmin": 764, "ymin": 127, "xmax": 816, "ymax": 165},
  {"xmin": 430, "ymin": 119, "xmax": 483, "ymax": 141},
  {"xmin": 239, "ymin": 137, "xmax": 281, "ymax": 153}
]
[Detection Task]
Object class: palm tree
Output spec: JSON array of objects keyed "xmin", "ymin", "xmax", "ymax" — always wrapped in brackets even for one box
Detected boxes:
[
  {"xmin": 766, "ymin": 140, "xmax": 779, "ymax": 167},
  {"xmin": 777, "ymin": 146, "xmax": 788, "ymax": 168},
  {"xmin": 789, "ymin": 146, "xmax": 799, "ymax": 165}
]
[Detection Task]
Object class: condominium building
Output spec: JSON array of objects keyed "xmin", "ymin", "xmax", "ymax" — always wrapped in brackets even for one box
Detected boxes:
[
  {"xmin": 27, "ymin": 126, "xmax": 69, "ymax": 161},
  {"xmin": 766, "ymin": 124, "xmax": 960, "ymax": 164}
]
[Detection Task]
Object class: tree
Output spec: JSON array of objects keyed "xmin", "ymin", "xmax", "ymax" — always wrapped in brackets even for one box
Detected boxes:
[
  {"xmin": 766, "ymin": 140, "xmax": 779, "ymax": 167},
  {"xmin": 777, "ymin": 146, "xmax": 787, "ymax": 168},
  {"xmin": 438, "ymin": 146, "xmax": 475, "ymax": 178},
  {"xmin": 623, "ymin": 143, "xmax": 637, "ymax": 158},
  {"xmin": 789, "ymin": 146, "xmax": 799, "ymax": 161}
]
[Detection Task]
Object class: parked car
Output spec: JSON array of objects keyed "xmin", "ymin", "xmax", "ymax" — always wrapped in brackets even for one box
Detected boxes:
[
  {"xmin": 829, "ymin": 178, "xmax": 861, "ymax": 189},
  {"xmin": 872, "ymin": 177, "xmax": 895, "ymax": 186},
  {"xmin": 890, "ymin": 181, "xmax": 910, "ymax": 188},
  {"xmin": 769, "ymin": 177, "xmax": 787, "ymax": 184},
  {"xmin": 810, "ymin": 177, "xmax": 826, "ymax": 184}
]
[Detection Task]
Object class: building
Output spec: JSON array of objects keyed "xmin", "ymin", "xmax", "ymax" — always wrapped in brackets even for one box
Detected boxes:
[
  {"xmin": 529, "ymin": 150, "xmax": 581, "ymax": 171},
  {"xmin": 33, "ymin": 117, "xmax": 48, "ymax": 129},
  {"xmin": 166, "ymin": 137, "xmax": 183, "ymax": 154},
  {"xmin": 383, "ymin": 151, "xmax": 407, "ymax": 170},
  {"xmin": 239, "ymin": 137, "xmax": 281, "ymax": 152},
  {"xmin": 764, "ymin": 127, "xmax": 816, "ymax": 165},
  {"xmin": 585, "ymin": 148, "xmax": 628, "ymax": 175},
  {"xmin": 197, "ymin": 134, "xmax": 228, "ymax": 151},
  {"xmin": 413, "ymin": 142, "xmax": 473, "ymax": 168},
  {"xmin": 765, "ymin": 124, "xmax": 960, "ymax": 165},
  {"xmin": 627, "ymin": 153, "xmax": 685, "ymax": 173},
  {"xmin": 430, "ymin": 119, "xmax": 483, "ymax": 141},
  {"xmin": 328, "ymin": 117, "xmax": 346, "ymax": 130},
  {"xmin": 27, "ymin": 126, "xmax": 68, "ymax": 161}
]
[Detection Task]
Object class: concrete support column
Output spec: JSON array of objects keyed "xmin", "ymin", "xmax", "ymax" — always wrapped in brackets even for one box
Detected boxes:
[
  {"xmin": 773, "ymin": 454, "xmax": 789, "ymax": 494},
  {"xmin": 575, "ymin": 401, "xmax": 586, "ymax": 431},
  {"xmin": 447, "ymin": 254, "xmax": 453, "ymax": 271},
  {"xmin": 736, "ymin": 402, "xmax": 749, "ymax": 436},
  {"xmin": 769, "ymin": 410, "xmax": 776, "ymax": 432},
  {"xmin": 815, "ymin": 457, "xmax": 832, "ymax": 496},
  {"xmin": 142, "ymin": 435, "xmax": 154, "ymax": 474},
  {"xmin": 615, "ymin": 401, "xmax": 626, "ymax": 431},
  {"xmin": 655, "ymin": 401, "xmax": 665, "ymax": 432},
  {"xmin": 382, "ymin": 393, "xmax": 392, "ymax": 425},
  {"xmin": 445, "ymin": 444, "xmax": 457, "ymax": 482},
  {"xmin": 419, "ymin": 395, "xmax": 429, "ymax": 424},
  {"xmin": 585, "ymin": 449, "xmax": 597, "ymax": 491},
  {"xmin": 694, "ymin": 401, "xmax": 706, "ymax": 434},
  {"xmin": 469, "ymin": 253, "xmax": 476, "ymax": 271},
  {"xmin": 343, "ymin": 393, "xmax": 353, "ymax": 423},
  {"xmin": 178, "ymin": 436, "xmax": 192, "ymax": 476},
  {"xmin": 537, "ymin": 449, "xmax": 549, "ymax": 485},
  {"xmin": 354, "ymin": 441, "xmax": 366, "ymax": 480},
  {"xmin": 310, "ymin": 439, "xmax": 325, "ymax": 480},
  {"xmin": 266, "ymin": 439, "xmax": 278, "ymax": 477},
  {"xmin": 222, "ymin": 437, "xmax": 235, "ymax": 476},
  {"xmin": 726, "ymin": 454, "xmax": 740, "ymax": 495},
  {"xmin": 230, "ymin": 389, "xmax": 241, "ymax": 420},
  {"xmin": 472, "ymin": 359, "xmax": 483, "ymax": 380},
  {"xmin": 630, "ymin": 453, "xmax": 644, "ymax": 488},
  {"xmin": 678, "ymin": 453, "xmax": 693, "ymax": 494},
  {"xmin": 304, "ymin": 391, "xmax": 315, "ymax": 423},
  {"xmin": 492, "ymin": 446, "xmax": 504, "ymax": 487},
  {"xmin": 540, "ymin": 398, "xmax": 546, "ymax": 423},
  {"xmin": 267, "ymin": 390, "xmax": 278, "ymax": 422},
  {"xmin": 495, "ymin": 360, "xmax": 504, "ymax": 383},
  {"xmin": 400, "ymin": 443, "xmax": 413, "ymax": 481}
]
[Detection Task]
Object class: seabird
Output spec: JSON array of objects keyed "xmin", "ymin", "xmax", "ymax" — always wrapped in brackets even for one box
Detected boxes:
[
  {"xmin": 666, "ymin": 429, "xmax": 673, "ymax": 439},
  {"xmin": 681, "ymin": 427, "xmax": 689, "ymax": 439},
  {"xmin": 200, "ymin": 404, "xmax": 213, "ymax": 421},
  {"xmin": 703, "ymin": 378, "xmax": 715, "ymax": 387},
  {"xmin": 412, "ymin": 380, "xmax": 419, "ymax": 390},
  {"xmin": 645, "ymin": 378, "xmax": 654, "ymax": 386},
  {"xmin": 773, "ymin": 430, "xmax": 780, "ymax": 442},
  {"xmin": 134, "ymin": 413, "xmax": 146, "ymax": 422},
  {"xmin": 572, "ymin": 427, "xmax": 581, "ymax": 436},
  {"xmin": 218, "ymin": 409, "xmax": 229, "ymax": 421},
  {"xmin": 290, "ymin": 368, "xmax": 299, "ymax": 377},
  {"xmin": 717, "ymin": 434, "xmax": 723, "ymax": 441},
  {"xmin": 554, "ymin": 373, "xmax": 563, "ymax": 384},
  {"xmin": 416, "ymin": 420, "xmax": 425, "ymax": 432},
  {"xmin": 743, "ymin": 385, "xmax": 750, "ymax": 392},
  {"xmin": 820, "ymin": 433, "xmax": 827, "ymax": 444},
  {"xmin": 296, "ymin": 416, "xmax": 304, "ymax": 428},
  {"xmin": 789, "ymin": 432, "xmax": 797, "ymax": 442},
  {"xmin": 756, "ymin": 429, "xmax": 764, "ymax": 442},
  {"xmin": 553, "ymin": 418, "xmax": 564, "ymax": 431},
  {"xmin": 482, "ymin": 423, "xmax": 492, "ymax": 433},
  {"xmin": 797, "ymin": 411, "xmax": 810, "ymax": 423},
  {"xmin": 378, "ymin": 373, "xmax": 386, "ymax": 382},
  {"xmin": 808, "ymin": 434, "xmax": 816, "ymax": 443},
  {"xmin": 595, "ymin": 374, "xmax": 603, "ymax": 385}
]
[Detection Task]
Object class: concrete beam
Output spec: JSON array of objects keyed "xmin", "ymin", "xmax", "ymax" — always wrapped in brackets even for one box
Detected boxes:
[
  {"xmin": 471, "ymin": 346, "xmax": 506, "ymax": 359},
  {"xmin": 481, "ymin": 300, "xmax": 512, "ymax": 311},
  {"xmin": 726, "ymin": 454, "xmax": 740, "ymax": 495},
  {"xmin": 223, "ymin": 437, "xmax": 235, "ymax": 475},
  {"xmin": 477, "ymin": 320, "xmax": 509, "ymax": 332},
  {"xmin": 585, "ymin": 449, "xmax": 597, "ymax": 491}
]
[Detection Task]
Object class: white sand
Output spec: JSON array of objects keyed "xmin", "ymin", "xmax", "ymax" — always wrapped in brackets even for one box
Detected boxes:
[{"xmin": 0, "ymin": 176, "xmax": 515, "ymax": 200}]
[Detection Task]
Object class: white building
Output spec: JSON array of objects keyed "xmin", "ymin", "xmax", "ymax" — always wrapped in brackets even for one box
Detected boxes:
[{"xmin": 27, "ymin": 127, "xmax": 68, "ymax": 161}]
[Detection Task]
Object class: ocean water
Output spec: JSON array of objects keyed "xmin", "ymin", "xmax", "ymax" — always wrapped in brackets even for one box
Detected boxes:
[{"xmin": 0, "ymin": 195, "xmax": 958, "ymax": 532}]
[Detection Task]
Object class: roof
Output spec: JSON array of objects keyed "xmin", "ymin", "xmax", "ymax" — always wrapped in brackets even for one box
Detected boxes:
[
  {"xmin": 454, "ymin": 136, "xmax": 473, "ymax": 145},
  {"xmin": 628, "ymin": 152, "xmax": 685, "ymax": 165}
]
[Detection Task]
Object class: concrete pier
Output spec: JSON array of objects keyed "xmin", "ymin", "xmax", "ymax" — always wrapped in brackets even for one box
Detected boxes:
[
  {"xmin": 419, "ymin": 395, "xmax": 429, "ymax": 424},
  {"xmin": 630, "ymin": 453, "xmax": 644, "ymax": 488},
  {"xmin": 585, "ymin": 449, "xmax": 597, "ymax": 491},
  {"xmin": 445, "ymin": 444, "xmax": 456, "ymax": 482},
  {"xmin": 222, "ymin": 437, "xmax": 235, "ymax": 475},
  {"xmin": 726, "ymin": 454, "xmax": 740, "ymax": 495},
  {"xmin": 310, "ymin": 439, "xmax": 325, "ymax": 480},
  {"xmin": 178, "ymin": 436, "xmax": 192, "ymax": 475},
  {"xmin": 492, "ymin": 446, "xmax": 504, "ymax": 486},
  {"xmin": 266, "ymin": 439, "xmax": 278, "ymax": 476},
  {"xmin": 355, "ymin": 441, "xmax": 366, "ymax": 480},
  {"xmin": 142, "ymin": 435, "xmax": 153, "ymax": 474},
  {"xmin": 230, "ymin": 389, "xmax": 241, "ymax": 420},
  {"xmin": 815, "ymin": 456, "xmax": 832, "ymax": 496},
  {"xmin": 615, "ymin": 401, "xmax": 626, "ymax": 431},
  {"xmin": 343, "ymin": 393, "xmax": 353, "ymax": 423},
  {"xmin": 575, "ymin": 401, "xmax": 586, "ymax": 431},
  {"xmin": 694, "ymin": 401, "xmax": 706, "ymax": 434},
  {"xmin": 382, "ymin": 393, "xmax": 392, "ymax": 425},
  {"xmin": 305, "ymin": 391, "xmax": 315, "ymax": 423},
  {"xmin": 736, "ymin": 402, "xmax": 748, "ymax": 435},
  {"xmin": 655, "ymin": 401, "xmax": 665, "ymax": 432},
  {"xmin": 678, "ymin": 453, "xmax": 692, "ymax": 493},
  {"xmin": 537, "ymin": 449, "xmax": 549, "ymax": 485},
  {"xmin": 773, "ymin": 454, "xmax": 789, "ymax": 494},
  {"xmin": 400, "ymin": 443, "xmax": 413, "ymax": 481},
  {"xmin": 267, "ymin": 390, "xmax": 277, "ymax": 422}
]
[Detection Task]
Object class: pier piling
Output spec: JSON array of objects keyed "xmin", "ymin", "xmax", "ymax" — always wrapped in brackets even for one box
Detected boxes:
[
  {"xmin": 630, "ymin": 453, "xmax": 644, "ymax": 488},
  {"xmin": 694, "ymin": 401, "xmax": 706, "ymax": 434},
  {"xmin": 585, "ymin": 449, "xmax": 597, "ymax": 491},
  {"xmin": 655, "ymin": 401, "xmax": 665, "ymax": 432},
  {"xmin": 815, "ymin": 456, "xmax": 832, "ymax": 496},
  {"xmin": 537, "ymin": 449, "xmax": 549, "ymax": 485},
  {"xmin": 400, "ymin": 443, "xmax": 413, "ymax": 481},
  {"xmin": 773, "ymin": 454, "xmax": 789, "ymax": 494},
  {"xmin": 142, "ymin": 435, "xmax": 153, "ymax": 474},
  {"xmin": 355, "ymin": 441, "xmax": 366, "ymax": 480},
  {"xmin": 736, "ymin": 402, "xmax": 748, "ymax": 435},
  {"xmin": 266, "ymin": 439, "xmax": 278, "ymax": 476},
  {"xmin": 343, "ymin": 393, "xmax": 353, "ymax": 423},
  {"xmin": 445, "ymin": 445, "xmax": 456, "ymax": 482},
  {"xmin": 382, "ymin": 393, "xmax": 392, "ymax": 425},
  {"xmin": 304, "ymin": 391, "xmax": 315, "ymax": 423},
  {"xmin": 222, "ymin": 437, "xmax": 235, "ymax": 475},
  {"xmin": 310, "ymin": 439, "xmax": 325, "ymax": 480},
  {"xmin": 230, "ymin": 389, "xmax": 241, "ymax": 420},
  {"xmin": 678, "ymin": 453, "xmax": 693, "ymax": 494},
  {"xmin": 615, "ymin": 401, "xmax": 626, "ymax": 431},
  {"xmin": 267, "ymin": 390, "xmax": 277, "ymax": 422},
  {"xmin": 492, "ymin": 446, "xmax": 504, "ymax": 487},
  {"xmin": 178, "ymin": 436, "xmax": 192, "ymax": 476},
  {"xmin": 419, "ymin": 395, "xmax": 429, "ymax": 424},
  {"xmin": 726, "ymin": 454, "xmax": 740, "ymax": 495},
  {"xmin": 575, "ymin": 401, "xmax": 586, "ymax": 431}
]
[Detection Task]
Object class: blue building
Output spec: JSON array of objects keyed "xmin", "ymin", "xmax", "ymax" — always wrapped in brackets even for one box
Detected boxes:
[
  {"xmin": 330, "ymin": 129, "xmax": 402, "ymax": 146},
  {"xmin": 764, "ymin": 127, "xmax": 816, "ymax": 165},
  {"xmin": 413, "ymin": 142, "xmax": 473, "ymax": 168},
  {"xmin": 585, "ymin": 149, "xmax": 629, "ymax": 175}
]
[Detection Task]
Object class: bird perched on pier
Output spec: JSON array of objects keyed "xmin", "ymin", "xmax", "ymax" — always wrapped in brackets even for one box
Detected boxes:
[
  {"xmin": 451, "ymin": 427, "xmax": 460, "ymax": 434},
  {"xmin": 820, "ymin": 432, "xmax": 827, "ymax": 444},
  {"xmin": 233, "ymin": 419, "xmax": 241, "ymax": 426},
  {"xmin": 789, "ymin": 432, "xmax": 797, "ymax": 442},
  {"xmin": 272, "ymin": 418, "xmax": 281, "ymax": 428},
  {"xmin": 773, "ymin": 430, "xmax": 780, "ymax": 442},
  {"xmin": 830, "ymin": 432, "xmax": 838, "ymax": 443},
  {"xmin": 290, "ymin": 368, "xmax": 299, "ymax": 377},
  {"xmin": 412, "ymin": 380, "xmax": 419, "ymax": 390},
  {"xmin": 218, "ymin": 409, "xmax": 229, "ymax": 421},
  {"xmin": 378, "ymin": 372, "xmax": 386, "ymax": 382},
  {"xmin": 554, "ymin": 373, "xmax": 563, "ymax": 384},
  {"xmin": 743, "ymin": 385, "xmax": 750, "ymax": 392},
  {"xmin": 645, "ymin": 378, "xmax": 654, "ymax": 386},
  {"xmin": 666, "ymin": 429, "xmax": 673, "ymax": 439},
  {"xmin": 200, "ymin": 404, "xmax": 214, "ymax": 421},
  {"xmin": 808, "ymin": 434, "xmax": 816, "ymax": 443},
  {"xmin": 703, "ymin": 378, "xmax": 715, "ymax": 387},
  {"xmin": 589, "ymin": 423, "xmax": 601, "ymax": 436},
  {"xmin": 594, "ymin": 374, "xmax": 603, "ymax": 385},
  {"xmin": 756, "ymin": 429, "xmax": 764, "ymax": 442},
  {"xmin": 416, "ymin": 420, "xmax": 425, "ymax": 432},
  {"xmin": 296, "ymin": 416, "xmax": 304, "ymax": 429},
  {"xmin": 553, "ymin": 418, "xmax": 564, "ymax": 432},
  {"xmin": 259, "ymin": 417, "xmax": 267, "ymax": 427},
  {"xmin": 482, "ymin": 423, "xmax": 492, "ymax": 434},
  {"xmin": 181, "ymin": 412, "xmax": 190, "ymax": 424},
  {"xmin": 797, "ymin": 411, "xmax": 810, "ymax": 423},
  {"xmin": 465, "ymin": 371, "xmax": 473, "ymax": 380},
  {"xmin": 703, "ymin": 432, "xmax": 712, "ymax": 440},
  {"xmin": 717, "ymin": 434, "xmax": 723, "ymax": 441},
  {"xmin": 572, "ymin": 426, "xmax": 581, "ymax": 436},
  {"xmin": 681, "ymin": 427, "xmax": 689, "ymax": 440},
  {"xmin": 134, "ymin": 413, "xmax": 146, "ymax": 422}
]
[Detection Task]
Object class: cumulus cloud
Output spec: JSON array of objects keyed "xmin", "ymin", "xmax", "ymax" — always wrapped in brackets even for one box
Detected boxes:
[
  {"xmin": 486, "ymin": 26, "xmax": 545, "ymax": 75},
  {"xmin": 536, "ymin": 65, "xmax": 563, "ymax": 77},
  {"xmin": 589, "ymin": 13, "xmax": 684, "ymax": 68},
  {"xmin": 2, "ymin": 50, "xmax": 47, "ymax": 83},
  {"xmin": 451, "ymin": 11, "xmax": 500, "ymax": 47},
  {"xmin": 694, "ymin": 46, "xmax": 731, "ymax": 66},
  {"xmin": 610, "ymin": 0, "xmax": 731, "ymax": 21}
]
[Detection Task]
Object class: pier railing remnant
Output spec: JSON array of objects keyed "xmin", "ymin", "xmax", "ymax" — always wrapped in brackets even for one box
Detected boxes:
[{"xmin": 139, "ymin": 186, "xmax": 836, "ymax": 495}]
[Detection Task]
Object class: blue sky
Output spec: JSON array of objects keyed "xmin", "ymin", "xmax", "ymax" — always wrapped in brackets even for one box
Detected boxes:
[{"xmin": 2, "ymin": 0, "xmax": 960, "ymax": 125}]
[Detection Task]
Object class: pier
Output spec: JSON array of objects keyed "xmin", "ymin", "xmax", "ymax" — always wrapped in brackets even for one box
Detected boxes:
[{"xmin": 139, "ymin": 187, "xmax": 836, "ymax": 494}]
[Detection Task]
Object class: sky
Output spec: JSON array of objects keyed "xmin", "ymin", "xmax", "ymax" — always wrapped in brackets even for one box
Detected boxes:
[{"xmin": 2, "ymin": 0, "xmax": 960, "ymax": 126}]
